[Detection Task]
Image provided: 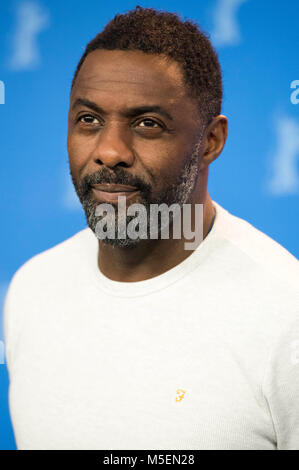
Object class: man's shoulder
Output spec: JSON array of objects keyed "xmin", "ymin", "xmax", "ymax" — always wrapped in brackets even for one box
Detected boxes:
[
  {"xmin": 3, "ymin": 227, "xmax": 96, "ymax": 357},
  {"xmin": 7, "ymin": 227, "xmax": 95, "ymax": 295},
  {"xmin": 212, "ymin": 201, "xmax": 299, "ymax": 338},
  {"xmin": 213, "ymin": 201, "xmax": 299, "ymax": 288}
]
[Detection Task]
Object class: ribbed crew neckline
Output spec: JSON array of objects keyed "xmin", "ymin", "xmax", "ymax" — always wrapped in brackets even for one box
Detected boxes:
[{"xmin": 88, "ymin": 200, "xmax": 225, "ymax": 297}]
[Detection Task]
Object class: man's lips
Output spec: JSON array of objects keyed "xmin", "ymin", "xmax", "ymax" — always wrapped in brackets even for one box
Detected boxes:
[
  {"xmin": 90, "ymin": 183, "xmax": 140, "ymax": 203},
  {"xmin": 91, "ymin": 183, "xmax": 138, "ymax": 192}
]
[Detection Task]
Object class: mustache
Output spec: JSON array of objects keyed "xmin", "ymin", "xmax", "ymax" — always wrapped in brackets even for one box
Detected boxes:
[{"xmin": 77, "ymin": 167, "xmax": 152, "ymax": 197}]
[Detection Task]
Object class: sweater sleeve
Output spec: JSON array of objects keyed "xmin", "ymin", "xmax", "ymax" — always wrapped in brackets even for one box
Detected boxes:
[
  {"xmin": 3, "ymin": 275, "xmax": 17, "ymax": 373},
  {"xmin": 3, "ymin": 266, "xmax": 29, "ymax": 374},
  {"xmin": 262, "ymin": 316, "xmax": 299, "ymax": 450}
]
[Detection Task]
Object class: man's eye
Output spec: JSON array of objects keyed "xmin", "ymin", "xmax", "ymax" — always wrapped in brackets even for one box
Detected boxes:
[
  {"xmin": 137, "ymin": 119, "xmax": 161, "ymax": 128},
  {"xmin": 78, "ymin": 114, "xmax": 100, "ymax": 125}
]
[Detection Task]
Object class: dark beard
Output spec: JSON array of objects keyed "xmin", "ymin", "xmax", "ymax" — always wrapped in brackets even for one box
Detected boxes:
[{"xmin": 70, "ymin": 148, "xmax": 200, "ymax": 248}]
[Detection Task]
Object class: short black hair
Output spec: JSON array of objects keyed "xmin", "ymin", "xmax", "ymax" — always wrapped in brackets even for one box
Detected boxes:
[{"xmin": 71, "ymin": 5, "xmax": 222, "ymax": 126}]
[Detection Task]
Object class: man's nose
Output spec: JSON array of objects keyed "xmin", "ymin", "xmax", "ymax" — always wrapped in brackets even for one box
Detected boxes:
[{"xmin": 90, "ymin": 123, "xmax": 135, "ymax": 168}]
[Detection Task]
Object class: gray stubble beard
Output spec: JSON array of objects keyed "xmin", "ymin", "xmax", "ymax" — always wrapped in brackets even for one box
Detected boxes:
[{"xmin": 75, "ymin": 135, "xmax": 203, "ymax": 248}]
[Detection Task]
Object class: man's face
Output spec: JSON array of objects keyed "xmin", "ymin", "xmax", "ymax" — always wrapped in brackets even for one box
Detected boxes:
[{"xmin": 67, "ymin": 49, "xmax": 206, "ymax": 246}]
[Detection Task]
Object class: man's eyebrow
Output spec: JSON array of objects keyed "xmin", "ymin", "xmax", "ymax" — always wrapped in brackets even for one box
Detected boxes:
[
  {"xmin": 124, "ymin": 105, "xmax": 174, "ymax": 121},
  {"xmin": 71, "ymin": 97, "xmax": 174, "ymax": 121}
]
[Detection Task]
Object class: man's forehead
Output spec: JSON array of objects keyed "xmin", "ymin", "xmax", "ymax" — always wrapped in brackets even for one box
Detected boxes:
[
  {"xmin": 73, "ymin": 49, "xmax": 187, "ymax": 100},
  {"xmin": 72, "ymin": 79, "xmax": 182, "ymax": 106}
]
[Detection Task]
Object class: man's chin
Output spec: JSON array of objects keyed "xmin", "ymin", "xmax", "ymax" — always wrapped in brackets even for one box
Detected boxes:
[{"xmin": 96, "ymin": 235, "xmax": 142, "ymax": 249}]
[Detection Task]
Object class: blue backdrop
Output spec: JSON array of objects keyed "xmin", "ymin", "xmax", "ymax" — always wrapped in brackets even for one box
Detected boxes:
[{"xmin": 0, "ymin": 0, "xmax": 298, "ymax": 450}]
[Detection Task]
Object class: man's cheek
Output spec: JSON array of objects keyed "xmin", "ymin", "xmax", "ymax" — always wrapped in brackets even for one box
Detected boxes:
[{"xmin": 68, "ymin": 147, "xmax": 88, "ymax": 175}]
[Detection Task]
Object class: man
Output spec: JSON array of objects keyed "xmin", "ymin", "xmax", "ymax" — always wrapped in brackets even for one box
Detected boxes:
[{"xmin": 4, "ymin": 6, "xmax": 299, "ymax": 450}]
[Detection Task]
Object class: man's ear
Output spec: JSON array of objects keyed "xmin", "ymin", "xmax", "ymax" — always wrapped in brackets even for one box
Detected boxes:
[{"xmin": 200, "ymin": 115, "xmax": 228, "ymax": 170}]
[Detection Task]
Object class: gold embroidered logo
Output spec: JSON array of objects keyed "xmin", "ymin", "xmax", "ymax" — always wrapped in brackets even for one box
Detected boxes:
[{"xmin": 175, "ymin": 389, "xmax": 186, "ymax": 402}]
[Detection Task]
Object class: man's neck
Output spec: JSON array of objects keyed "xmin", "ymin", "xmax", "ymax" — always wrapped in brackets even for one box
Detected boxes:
[{"xmin": 97, "ymin": 192, "xmax": 215, "ymax": 283}]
